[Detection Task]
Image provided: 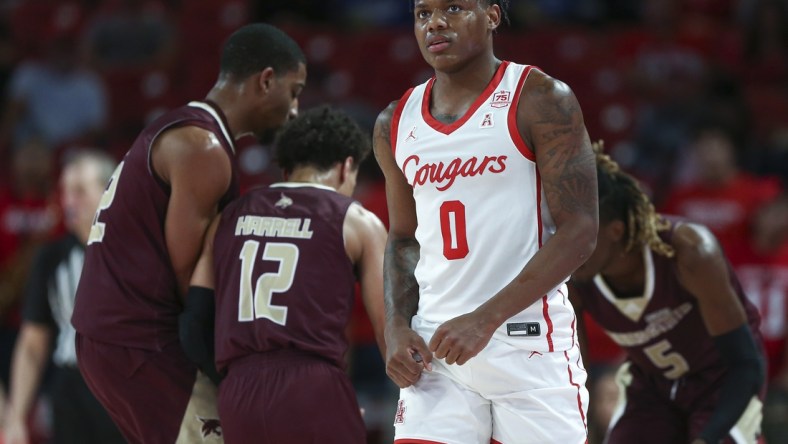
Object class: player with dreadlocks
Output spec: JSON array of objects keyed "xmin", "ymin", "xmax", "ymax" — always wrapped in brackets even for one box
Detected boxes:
[
  {"xmin": 570, "ymin": 143, "xmax": 766, "ymax": 444},
  {"xmin": 376, "ymin": 0, "xmax": 599, "ymax": 442}
]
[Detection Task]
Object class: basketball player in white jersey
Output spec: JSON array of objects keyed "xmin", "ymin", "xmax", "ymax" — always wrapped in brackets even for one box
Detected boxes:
[{"xmin": 373, "ymin": 1, "xmax": 599, "ymax": 443}]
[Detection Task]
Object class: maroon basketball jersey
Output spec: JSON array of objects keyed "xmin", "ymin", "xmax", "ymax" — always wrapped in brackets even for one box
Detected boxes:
[
  {"xmin": 72, "ymin": 101, "xmax": 239, "ymax": 351},
  {"xmin": 574, "ymin": 222, "xmax": 761, "ymax": 380},
  {"xmin": 212, "ymin": 183, "xmax": 356, "ymax": 371}
]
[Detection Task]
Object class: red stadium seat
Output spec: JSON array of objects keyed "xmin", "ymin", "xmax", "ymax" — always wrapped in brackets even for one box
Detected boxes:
[
  {"xmin": 9, "ymin": 0, "xmax": 86, "ymax": 55},
  {"xmin": 103, "ymin": 67, "xmax": 179, "ymax": 138}
]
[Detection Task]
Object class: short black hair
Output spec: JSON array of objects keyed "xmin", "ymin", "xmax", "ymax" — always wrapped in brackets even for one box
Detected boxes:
[
  {"xmin": 275, "ymin": 106, "xmax": 371, "ymax": 175},
  {"xmin": 410, "ymin": 0, "xmax": 510, "ymax": 25},
  {"xmin": 220, "ymin": 23, "xmax": 305, "ymax": 81},
  {"xmin": 485, "ymin": 0, "xmax": 510, "ymax": 25}
]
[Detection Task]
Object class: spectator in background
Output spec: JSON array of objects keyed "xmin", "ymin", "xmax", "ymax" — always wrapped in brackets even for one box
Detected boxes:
[
  {"xmin": 728, "ymin": 195, "xmax": 788, "ymax": 444},
  {"xmin": 83, "ymin": 0, "xmax": 175, "ymax": 70},
  {"xmin": 3, "ymin": 151, "xmax": 124, "ymax": 444},
  {"xmin": 736, "ymin": 0, "xmax": 788, "ymax": 187},
  {"xmin": 623, "ymin": 0, "xmax": 710, "ymax": 194},
  {"xmin": 740, "ymin": 0, "xmax": 788, "ymax": 84},
  {"xmin": 661, "ymin": 125, "xmax": 782, "ymax": 253},
  {"xmin": 0, "ymin": 142, "xmax": 57, "ymax": 401},
  {"xmin": 0, "ymin": 20, "xmax": 16, "ymax": 120},
  {"xmin": 0, "ymin": 34, "xmax": 107, "ymax": 152}
]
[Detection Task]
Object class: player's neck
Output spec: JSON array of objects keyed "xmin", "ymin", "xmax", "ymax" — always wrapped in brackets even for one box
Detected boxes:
[
  {"xmin": 431, "ymin": 54, "xmax": 500, "ymax": 114},
  {"xmin": 601, "ymin": 248, "xmax": 646, "ymax": 297},
  {"xmin": 204, "ymin": 86, "xmax": 247, "ymax": 140},
  {"xmin": 286, "ymin": 167, "xmax": 339, "ymax": 191}
]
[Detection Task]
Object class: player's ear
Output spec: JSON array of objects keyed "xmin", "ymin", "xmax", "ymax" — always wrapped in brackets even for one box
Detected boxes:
[
  {"xmin": 258, "ymin": 67, "xmax": 275, "ymax": 95},
  {"xmin": 607, "ymin": 220, "xmax": 626, "ymax": 243},
  {"xmin": 487, "ymin": 3, "xmax": 501, "ymax": 31},
  {"xmin": 340, "ymin": 156, "xmax": 354, "ymax": 183}
]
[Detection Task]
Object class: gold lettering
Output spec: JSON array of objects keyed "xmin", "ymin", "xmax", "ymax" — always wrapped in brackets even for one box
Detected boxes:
[
  {"xmin": 235, "ymin": 216, "xmax": 315, "ymax": 239},
  {"xmin": 248, "ymin": 216, "xmax": 261, "ymax": 236},
  {"xmin": 235, "ymin": 216, "xmax": 245, "ymax": 235},
  {"xmin": 300, "ymin": 219, "xmax": 314, "ymax": 239},
  {"xmin": 283, "ymin": 218, "xmax": 299, "ymax": 237},
  {"xmin": 259, "ymin": 217, "xmax": 273, "ymax": 236}
]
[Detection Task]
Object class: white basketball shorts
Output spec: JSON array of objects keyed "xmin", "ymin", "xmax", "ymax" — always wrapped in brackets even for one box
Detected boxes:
[{"xmin": 393, "ymin": 315, "xmax": 588, "ymax": 444}]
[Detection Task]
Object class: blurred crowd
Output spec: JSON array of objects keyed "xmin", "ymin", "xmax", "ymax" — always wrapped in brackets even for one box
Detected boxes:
[{"xmin": 0, "ymin": 0, "xmax": 785, "ymax": 443}]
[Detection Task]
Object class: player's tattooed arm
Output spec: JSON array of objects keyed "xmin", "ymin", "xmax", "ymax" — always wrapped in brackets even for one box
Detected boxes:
[
  {"xmin": 383, "ymin": 237, "xmax": 420, "ymax": 324},
  {"xmin": 373, "ymin": 102, "xmax": 432, "ymax": 386},
  {"xmin": 518, "ymin": 71, "xmax": 598, "ymax": 290},
  {"xmin": 372, "ymin": 102, "xmax": 421, "ymax": 327},
  {"xmin": 473, "ymin": 71, "xmax": 599, "ymax": 327},
  {"xmin": 525, "ymin": 71, "xmax": 598, "ymax": 223}
]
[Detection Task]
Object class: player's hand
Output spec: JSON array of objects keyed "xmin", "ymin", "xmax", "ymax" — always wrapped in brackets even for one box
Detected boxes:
[
  {"xmin": 384, "ymin": 324, "xmax": 432, "ymax": 388},
  {"xmin": 3, "ymin": 413, "xmax": 30, "ymax": 444},
  {"xmin": 429, "ymin": 310, "xmax": 496, "ymax": 365}
]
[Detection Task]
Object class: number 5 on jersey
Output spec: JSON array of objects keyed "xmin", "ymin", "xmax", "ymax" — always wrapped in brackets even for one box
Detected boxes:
[
  {"xmin": 644, "ymin": 339, "xmax": 689, "ymax": 379},
  {"xmin": 238, "ymin": 240, "xmax": 299, "ymax": 325},
  {"xmin": 88, "ymin": 161, "xmax": 125, "ymax": 245}
]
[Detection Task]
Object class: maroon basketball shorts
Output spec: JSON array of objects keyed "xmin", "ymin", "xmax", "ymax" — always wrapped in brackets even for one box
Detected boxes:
[
  {"xmin": 75, "ymin": 333, "xmax": 211, "ymax": 444},
  {"xmin": 218, "ymin": 349, "xmax": 366, "ymax": 444}
]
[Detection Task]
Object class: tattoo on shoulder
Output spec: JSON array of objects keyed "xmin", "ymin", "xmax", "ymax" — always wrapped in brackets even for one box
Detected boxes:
[
  {"xmin": 374, "ymin": 103, "xmax": 396, "ymax": 156},
  {"xmin": 530, "ymin": 77, "xmax": 597, "ymax": 217}
]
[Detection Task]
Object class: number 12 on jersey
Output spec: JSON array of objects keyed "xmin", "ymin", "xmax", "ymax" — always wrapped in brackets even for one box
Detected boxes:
[
  {"xmin": 238, "ymin": 240, "xmax": 299, "ymax": 325},
  {"xmin": 440, "ymin": 200, "xmax": 469, "ymax": 260}
]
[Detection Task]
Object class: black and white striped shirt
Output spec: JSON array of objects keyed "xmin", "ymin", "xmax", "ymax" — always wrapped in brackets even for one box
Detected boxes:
[{"xmin": 23, "ymin": 234, "xmax": 84, "ymax": 367}]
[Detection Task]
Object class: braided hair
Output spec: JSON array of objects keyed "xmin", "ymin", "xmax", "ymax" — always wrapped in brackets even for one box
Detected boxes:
[{"xmin": 593, "ymin": 141, "xmax": 675, "ymax": 258}]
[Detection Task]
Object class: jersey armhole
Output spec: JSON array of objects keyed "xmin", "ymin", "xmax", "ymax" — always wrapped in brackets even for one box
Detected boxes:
[
  {"xmin": 390, "ymin": 88, "xmax": 415, "ymax": 157},
  {"xmin": 146, "ymin": 120, "xmax": 223, "ymax": 193},
  {"xmin": 507, "ymin": 65, "xmax": 538, "ymax": 162}
]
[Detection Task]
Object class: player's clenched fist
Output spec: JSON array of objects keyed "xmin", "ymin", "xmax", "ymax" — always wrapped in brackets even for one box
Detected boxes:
[
  {"xmin": 385, "ymin": 324, "xmax": 433, "ymax": 388},
  {"xmin": 429, "ymin": 310, "xmax": 497, "ymax": 366}
]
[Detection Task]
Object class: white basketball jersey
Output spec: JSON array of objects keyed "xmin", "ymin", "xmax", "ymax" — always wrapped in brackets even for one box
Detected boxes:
[{"xmin": 391, "ymin": 61, "xmax": 575, "ymax": 352}]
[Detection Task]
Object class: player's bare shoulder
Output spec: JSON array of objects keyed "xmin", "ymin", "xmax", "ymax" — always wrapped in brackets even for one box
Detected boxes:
[
  {"xmin": 518, "ymin": 69, "xmax": 584, "ymax": 138},
  {"xmin": 518, "ymin": 69, "xmax": 595, "ymax": 223},
  {"xmin": 372, "ymin": 101, "xmax": 400, "ymax": 166},
  {"xmin": 672, "ymin": 221, "xmax": 721, "ymax": 266},
  {"xmin": 152, "ymin": 126, "xmax": 232, "ymax": 184},
  {"xmin": 154, "ymin": 126, "xmax": 225, "ymax": 156},
  {"xmin": 344, "ymin": 202, "xmax": 387, "ymax": 263}
]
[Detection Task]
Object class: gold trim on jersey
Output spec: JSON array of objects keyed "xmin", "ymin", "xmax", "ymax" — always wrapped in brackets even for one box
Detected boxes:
[{"xmin": 593, "ymin": 245, "xmax": 655, "ymax": 322}]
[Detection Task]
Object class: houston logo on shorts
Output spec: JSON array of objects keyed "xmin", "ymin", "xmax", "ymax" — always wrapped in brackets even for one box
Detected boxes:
[{"xmin": 394, "ymin": 400, "xmax": 407, "ymax": 424}]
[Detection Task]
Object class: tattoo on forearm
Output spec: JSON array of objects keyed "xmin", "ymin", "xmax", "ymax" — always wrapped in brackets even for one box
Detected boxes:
[{"xmin": 384, "ymin": 237, "xmax": 420, "ymax": 323}]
